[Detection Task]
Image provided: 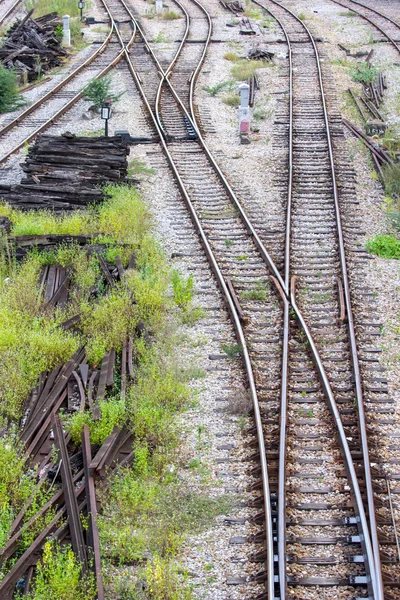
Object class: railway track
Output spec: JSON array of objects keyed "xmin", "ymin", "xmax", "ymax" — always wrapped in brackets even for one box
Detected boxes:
[
  {"xmin": 329, "ymin": 0, "xmax": 400, "ymax": 54},
  {"xmin": 0, "ymin": 0, "xmax": 398, "ymax": 595},
  {"xmin": 110, "ymin": 0, "xmax": 389, "ymax": 597}
]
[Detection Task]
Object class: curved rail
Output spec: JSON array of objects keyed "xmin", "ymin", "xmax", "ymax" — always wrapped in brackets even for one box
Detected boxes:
[
  {"xmin": 0, "ymin": 0, "xmax": 23, "ymax": 27},
  {"xmin": 330, "ymin": 0, "xmax": 400, "ymax": 55},
  {"xmin": 119, "ymin": 1, "xmax": 387, "ymax": 596}
]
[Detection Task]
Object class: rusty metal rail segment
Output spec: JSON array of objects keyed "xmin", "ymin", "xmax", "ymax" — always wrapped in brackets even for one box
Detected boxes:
[
  {"xmin": 252, "ymin": 0, "xmax": 384, "ymax": 597},
  {"xmin": 0, "ymin": 0, "xmax": 23, "ymax": 27},
  {"xmin": 330, "ymin": 0, "xmax": 400, "ymax": 55},
  {"xmin": 0, "ymin": 11, "xmax": 136, "ymax": 164}
]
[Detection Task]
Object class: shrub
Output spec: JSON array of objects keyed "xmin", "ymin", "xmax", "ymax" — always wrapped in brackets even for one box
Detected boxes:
[
  {"xmin": 222, "ymin": 93, "xmax": 238, "ymax": 106},
  {"xmin": 171, "ymin": 270, "xmax": 193, "ymax": 309},
  {"xmin": 349, "ymin": 61, "xmax": 377, "ymax": 84},
  {"xmin": 144, "ymin": 555, "xmax": 192, "ymax": 600},
  {"xmin": 66, "ymin": 397, "xmax": 126, "ymax": 444},
  {"xmin": 383, "ymin": 163, "xmax": 400, "ymax": 199},
  {"xmin": 0, "ymin": 66, "xmax": 26, "ymax": 113},
  {"xmin": 224, "ymin": 52, "xmax": 240, "ymax": 62},
  {"xmin": 160, "ymin": 9, "xmax": 181, "ymax": 19},
  {"xmin": 366, "ymin": 235, "xmax": 400, "ymax": 259},
  {"xmin": 82, "ymin": 74, "xmax": 124, "ymax": 109},
  {"xmin": 26, "ymin": 541, "xmax": 95, "ymax": 600},
  {"xmin": 231, "ymin": 59, "xmax": 271, "ymax": 81},
  {"xmin": 202, "ymin": 80, "xmax": 233, "ymax": 96}
]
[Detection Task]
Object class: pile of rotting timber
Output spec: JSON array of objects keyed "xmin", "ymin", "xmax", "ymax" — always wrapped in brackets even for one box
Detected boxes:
[
  {"xmin": 0, "ymin": 133, "xmax": 132, "ymax": 210},
  {"xmin": 0, "ymin": 11, "xmax": 68, "ymax": 82}
]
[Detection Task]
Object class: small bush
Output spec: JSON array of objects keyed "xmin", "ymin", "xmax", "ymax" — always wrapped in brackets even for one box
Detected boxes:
[
  {"xmin": 161, "ymin": 9, "xmax": 181, "ymax": 20},
  {"xmin": 221, "ymin": 343, "xmax": 242, "ymax": 358},
  {"xmin": 171, "ymin": 270, "xmax": 194, "ymax": 309},
  {"xmin": 231, "ymin": 59, "xmax": 270, "ymax": 81},
  {"xmin": 383, "ymin": 163, "xmax": 400, "ymax": 199},
  {"xmin": 82, "ymin": 74, "xmax": 124, "ymax": 109},
  {"xmin": 339, "ymin": 10, "xmax": 356, "ymax": 17},
  {"xmin": 224, "ymin": 52, "xmax": 240, "ymax": 62},
  {"xmin": 0, "ymin": 66, "xmax": 26, "ymax": 113},
  {"xmin": 381, "ymin": 126, "xmax": 400, "ymax": 153},
  {"xmin": 366, "ymin": 235, "xmax": 400, "ymax": 259},
  {"xmin": 144, "ymin": 555, "xmax": 192, "ymax": 600},
  {"xmin": 66, "ymin": 397, "xmax": 126, "ymax": 444},
  {"xmin": 222, "ymin": 93, "xmax": 238, "ymax": 106},
  {"xmin": 202, "ymin": 80, "xmax": 233, "ymax": 96},
  {"xmin": 349, "ymin": 61, "xmax": 377, "ymax": 84},
  {"xmin": 26, "ymin": 541, "xmax": 95, "ymax": 600}
]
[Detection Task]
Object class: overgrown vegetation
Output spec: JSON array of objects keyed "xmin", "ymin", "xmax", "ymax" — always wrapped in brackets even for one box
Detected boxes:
[
  {"xmin": 222, "ymin": 93, "xmax": 238, "ymax": 106},
  {"xmin": 349, "ymin": 61, "xmax": 377, "ymax": 84},
  {"xmin": 24, "ymin": 541, "xmax": 95, "ymax": 600},
  {"xmin": 366, "ymin": 235, "xmax": 400, "ymax": 259},
  {"xmin": 0, "ymin": 66, "xmax": 26, "ymax": 113},
  {"xmin": 25, "ymin": 0, "xmax": 85, "ymax": 46},
  {"xmin": 231, "ymin": 59, "xmax": 271, "ymax": 81},
  {"xmin": 202, "ymin": 80, "xmax": 233, "ymax": 96},
  {"xmin": 82, "ymin": 75, "xmax": 124, "ymax": 109}
]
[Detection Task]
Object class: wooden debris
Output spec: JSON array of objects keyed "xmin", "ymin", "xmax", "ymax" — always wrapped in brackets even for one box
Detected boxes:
[
  {"xmin": 248, "ymin": 44, "xmax": 274, "ymax": 60},
  {"xmin": 0, "ymin": 12, "xmax": 67, "ymax": 82},
  {"xmin": 0, "ymin": 133, "xmax": 132, "ymax": 211}
]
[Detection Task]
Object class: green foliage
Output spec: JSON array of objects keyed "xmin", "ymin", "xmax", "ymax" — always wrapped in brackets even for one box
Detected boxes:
[
  {"xmin": 82, "ymin": 75, "xmax": 124, "ymax": 109},
  {"xmin": 66, "ymin": 397, "xmax": 126, "ymax": 444},
  {"xmin": 171, "ymin": 270, "xmax": 193, "ymax": 309},
  {"xmin": 144, "ymin": 555, "xmax": 192, "ymax": 600},
  {"xmin": 0, "ymin": 256, "xmax": 80, "ymax": 420},
  {"xmin": 349, "ymin": 61, "xmax": 377, "ymax": 84},
  {"xmin": 81, "ymin": 287, "xmax": 135, "ymax": 365},
  {"xmin": 126, "ymin": 338, "xmax": 189, "ymax": 450},
  {"xmin": 26, "ymin": 0, "xmax": 81, "ymax": 17},
  {"xmin": 224, "ymin": 52, "xmax": 240, "ymax": 62},
  {"xmin": 160, "ymin": 9, "xmax": 181, "ymax": 20},
  {"xmin": 0, "ymin": 66, "xmax": 26, "ymax": 113},
  {"xmin": 383, "ymin": 163, "xmax": 400, "ymax": 199},
  {"xmin": 231, "ymin": 59, "xmax": 271, "ymax": 81},
  {"xmin": 366, "ymin": 235, "xmax": 400, "ymax": 259},
  {"xmin": 222, "ymin": 93, "xmax": 238, "ymax": 106},
  {"xmin": 25, "ymin": 541, "xmax": 95, "ymax": 600},
  {"xmin": 202, "ymin": 80, "xmax": 232, "ymax": 96},
  {"xmin": 221, "ymin": 343, "xmax": 242, "ymax": 358},
  {"xmin": 298, "ymin": 12, "xmax": 306, "ymax": 20},
  {"xmin": 152, "ymin": 31, "xmax": 165, "ymax": 43},
  {"xmin": 99, "ymin": 469, "xmax": 232, "ymax": 564},
  {"xmin": 128, "ymin": 158, "xmax": 156, "ymax": 177},
  {"xmin": 243, "ymin": 287, "xmax": 267, "ymax": 301},
  {"xmin": 339, "ymin": 10, "xmax": 356, "ymax": 16},
  {"xmin": 381, "ymin": 126, "xmax": 400, "ymax": 153}
]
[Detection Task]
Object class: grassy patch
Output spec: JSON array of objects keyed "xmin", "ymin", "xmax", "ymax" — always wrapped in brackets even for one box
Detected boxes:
[
  {"xmin": 231, "ymin": 59, "xmax": 271, "ymax": 81},
  {"xmin": 224, "ymin": 52, "xmax": 240, "ymax": 62},
  {"xmin": 25, "ymin": 540, "xmax": 95, "ymax": 600},
  {"xmin": 202, "ymin": 80, "xmax": 233, "ymax": 96},
  {"xmin": 0, "ymin": 66, "xmax": 26, "ymax": 113},
  {"xmin": 222, "ymin": 93, "xmax": 238, "ymax": 106},
  {"xmin": 383, "ymin": 163, "xmax": 400, "ymax": 199},
  {"xmin": 339, "ymin": 10, "xmax": 356, "ymax": 17},
  {"xmin": 160, "ymin": 9, "xmax": 181, "ymax": 19},
  {"xmin": 349, "ymin": 61, "xmax": 377, "ymax": 84},
  {"xmin": 366, "ymin": 235, "xmax": 400, "ymax": 259},
  {"xmin": 25, "ymin": 0, "xmax": 84, "ymax": 46}
]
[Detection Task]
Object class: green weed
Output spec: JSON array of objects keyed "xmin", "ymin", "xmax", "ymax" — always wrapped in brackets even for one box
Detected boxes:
[
  {"xmin": 171, "ymin": 270, "xmax": 194, "ymax": 309},
  {"xmin": 222, "ymin": 93, "xmax": 238, "ymax": 107},
  {"xmin": 202, "ymin": 80, "xmax": 233, "ymax": 96},
  {"xmin": 82, "ymin": 74, "xmax": 125, "ymax": 109},
  {"xmin": 0, "ymin": 66, "xmax": 26, "ymax": 113},
  {"xmin": 25, "ymin": 540, "xmax": 95, "ymax": 600},
  {"xmin": 161, "ymin": 9, "xmax": 181, "ymax": 19},
  {"xmin": 230, "ymin": 59, "xmax": 271, "ymax": 81},
  {"xmin": 224, "ymin": 52, "xmax": 240, "ymax": 62},
  {"xmin": 366, "ymin": 235, "xmax": 400, "ymax": 259},
  {"xmin": 349, "ymin": 61, "xmax": 377, "ymax": 84},
  {"xmin": 221, "ymin": 343, "xmax": 242, "ymax": 358}
]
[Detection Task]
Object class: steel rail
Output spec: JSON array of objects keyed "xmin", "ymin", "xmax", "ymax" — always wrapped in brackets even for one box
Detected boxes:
[
  {"xmin": 252, "ymin": 1, "xmax": 384, "ymax": 597},
  {"xmin": 0, "ymin": 0, "xmax": 23, "ymax": 27},
  {"xmin": 120, "ymin": 2, "xmax": 385, "ymax": 596},
  {"xmin": 107, "ymin": 1, "xmax": 277, "ymax": 596},
  {"xmin": 0, "ymin": 10, "xmax": 137, "ymax": 164},
  {"xmin": 330, "ymin": 0, "xmax": 400, "ymax": 55},
  {"xmin": 0, "ymin": 23, "xmax": 114, "ymax": 139}
]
